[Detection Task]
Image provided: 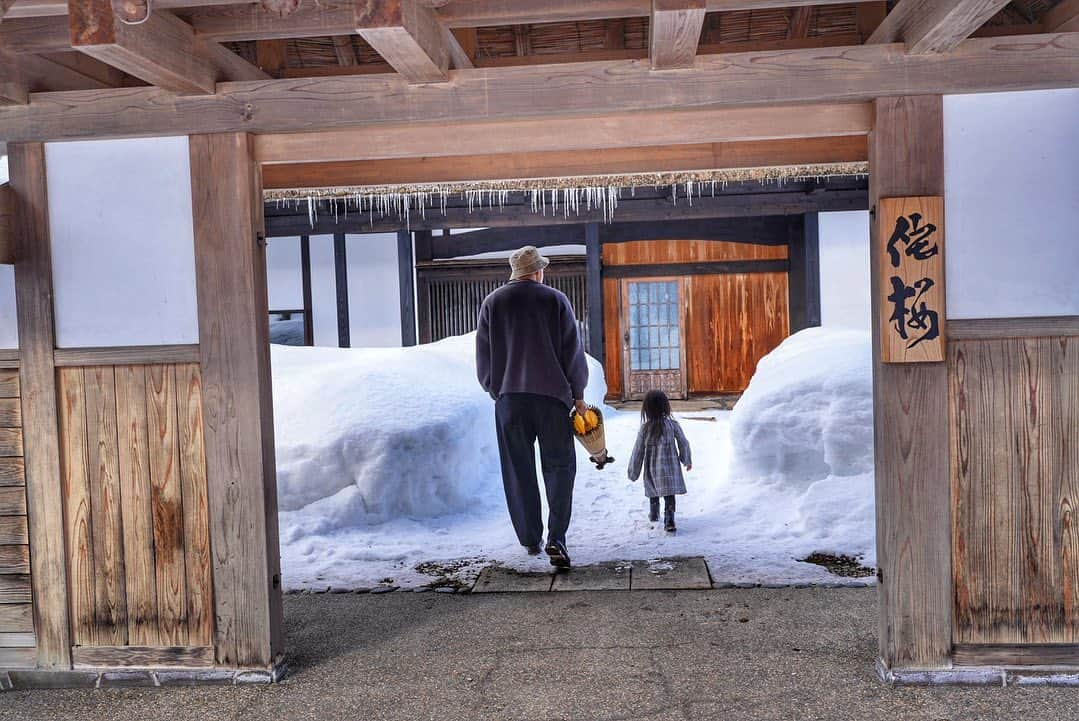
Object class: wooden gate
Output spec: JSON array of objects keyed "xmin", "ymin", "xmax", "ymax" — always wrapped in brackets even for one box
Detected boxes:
[{"xmin": 620, "ymin": 278, "xmax": 688, "ymax": 400}]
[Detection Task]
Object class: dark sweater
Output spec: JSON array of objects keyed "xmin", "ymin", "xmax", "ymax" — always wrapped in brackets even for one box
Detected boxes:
[{"xmin": 475, "ymin": 280, "xmax": 589, "ymax": 408}]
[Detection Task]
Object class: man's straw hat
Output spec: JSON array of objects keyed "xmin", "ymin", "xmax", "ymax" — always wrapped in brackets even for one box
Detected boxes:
[{"xmin": 509, "ymin": 245, "xmax": 551, "ymax": 280}]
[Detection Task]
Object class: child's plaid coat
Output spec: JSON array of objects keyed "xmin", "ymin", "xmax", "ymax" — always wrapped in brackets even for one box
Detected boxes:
[{"xmin": 627, "ymin": 417, "xmax": 691, "ymax": 498}]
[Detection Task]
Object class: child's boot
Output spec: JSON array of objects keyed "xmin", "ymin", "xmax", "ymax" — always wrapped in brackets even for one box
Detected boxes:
[
  {"xmin": 649, "ymin": 498, "xmax": 660, "ymax": 523},
  {"xmin": 664, "ymin": 508, "xmax": 676, "ymax": 533}
]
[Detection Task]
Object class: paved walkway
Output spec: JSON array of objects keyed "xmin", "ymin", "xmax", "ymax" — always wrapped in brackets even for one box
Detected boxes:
[{"xmin": 5, "ymin": 588, "xmax": 1078, "ymax": 721}]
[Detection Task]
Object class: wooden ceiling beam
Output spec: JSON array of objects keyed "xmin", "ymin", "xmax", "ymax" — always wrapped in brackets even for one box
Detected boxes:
[
  {"xmin": 649, "ymin": 0, "xmax": 706, "ymax": 70},
  {"xmin": 67, "ymin": 0, "xmax": 269, "ymax": 94},
  {"xmin": 1047, "ymin": 0, "xmax": 1079, "ymax": 33},
  {"xmin": 0, "ymin": 32, "xmax": 1076, "ymax": 142},
  {"xmin": 868, "ymin": 0, "xmax": 1013, "ymax": 54},
  {"xmin": 355, "ymin": 0, "xmax": 449, "ymax": 83}
]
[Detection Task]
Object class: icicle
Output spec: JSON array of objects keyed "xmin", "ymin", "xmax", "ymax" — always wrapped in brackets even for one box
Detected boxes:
[{"xmin": 307, "ymin": 196, "xmax": 315, "ymax": 228}]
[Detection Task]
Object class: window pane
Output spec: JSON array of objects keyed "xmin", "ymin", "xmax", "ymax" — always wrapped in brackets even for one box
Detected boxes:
[{"xmin": 629, "ymin": 283, "xmax": 638, "ymax": 303}]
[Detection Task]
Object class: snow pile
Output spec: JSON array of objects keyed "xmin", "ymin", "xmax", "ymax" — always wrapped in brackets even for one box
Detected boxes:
[
  {"xmin": 269, "ymin": 317, "xmax": 305, "ymax": 346},
  {"xmin": 729, "ymin": 327, "xmax": 874, "ymax": 487},
  {"xmin": 273, "ymin": 333, "xmax": 608, "ymax": 541}
]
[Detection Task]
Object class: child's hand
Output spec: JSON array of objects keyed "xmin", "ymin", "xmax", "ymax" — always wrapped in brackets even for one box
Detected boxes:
[{"xmin": 685, "ymin": 464, "xmax": 692, "ymax": 471}]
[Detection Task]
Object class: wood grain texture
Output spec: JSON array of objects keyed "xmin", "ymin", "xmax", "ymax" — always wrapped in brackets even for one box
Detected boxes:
[
  {"xmin": 175, "ymin": 363, "xmax": 213, "ymax": 647},
  {"xmin": 356, "ymin": 0, "xmax": 450, "ymax": 83},
  {"xmin": 191, "ymin": 133, "xmax": 282, "ymax": 668},
  {"xmin": 115, "ymin": 364, "xmax": 159, "ymax": 647},
  {"xmin": 869, "ymin": 0, "xmax": 1012, "ymax": 54},
  {"xmin": 0, "ymin": 517, "xmax": 28, "ymax": 545},
  {"xmin": 10, "ymin": 142, "xmax": 69, "ymax": 667},
  {"xmin": 0, "ymin": 183, "xmax": 13, "ymax": 264},
  {"xmin": 2, "ymin": 33, "xmax": 1077, "ymax": 142},
  {"xmin": 0, "ymin": 370, "xmax": 19, "ymax": 398},
  {"xmin": 869, "ymin": 96, "xmax": 951, "ymax": 670},
  {"xmin": 603, "ymin": 277, "xmax": 623, "ymax": 399},
  {"xmin": 0, "ymin": 428, "xmax": 23, "ymax": 457},
  {"xmin": 0, "ymin": 646, "xmax": 35, "ymax": 667},
  {"xmin": 83, "ymin": 365, "xmax": 127, "ymax": 646},
  {"xmin": 253, "ymin": 104, "xmax": 873, "ymax": 164},
  {"xmin": 0, "ymin": 546, "xmax": 29, "ymax": 574},
  {"xmin": 0, "ymin": 459, "xmax": 24, "ymax": 487},
  {"xmin": 0, "ymin": 399, "xmax": 22, "ymax": 428},
  {"xmin": 1047, "ymin": 0, "xmax": 1079, "ymax": 33},
  {"xmin": 53, "ymin": 345, "xmax": 201, "ymax": 367},
  {"xmin": 0, "ymin": 603, "xmax": 33, "ymax": 632},
  {"xmin": 602, "ymin": 239, "xmax": 788, "ymax": 265},
  {"xmin": 949, "ymin": 316, "xmax": 1079, "ymax": 340},
  {"xmin": 650, "ymin": 0, "xmax": 707, "ymax": 69},
  {"xmin": 71, "ymin": 644, "xmax": 214, "ymax": 669},
  {"xmin": 145, "ymin": 364, "xmax": 188, "ymax": 647},
  {"xmin": 0, "ymin": 488, "xmax": 25, "ymax": 516},
  {"xmin": 1058, "ymin": 336, "xmax": 1079, "ymax": 642},
  {"xmin": 0, "ymin": 575, "xmax": 31, "ymax": 604},
  {"xmin": 952, "ymin": 644, "xmax": 1079, "ymax": 667}
]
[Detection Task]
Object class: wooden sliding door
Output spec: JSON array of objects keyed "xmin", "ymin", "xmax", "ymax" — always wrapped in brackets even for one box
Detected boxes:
[{"xmin": 621, "ymin": 278, "xmax": 687, "ymax": 400}]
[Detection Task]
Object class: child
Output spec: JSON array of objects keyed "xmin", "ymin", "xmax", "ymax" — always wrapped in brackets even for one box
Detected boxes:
[{"xmin": 627, "ymin": 390, "xmax": 692, "ymax": 532}]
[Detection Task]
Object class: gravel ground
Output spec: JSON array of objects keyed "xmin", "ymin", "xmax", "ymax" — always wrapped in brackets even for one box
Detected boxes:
[{"xmin": 3, "ymin": 588, "xmax": 1077, "ymax": 721}]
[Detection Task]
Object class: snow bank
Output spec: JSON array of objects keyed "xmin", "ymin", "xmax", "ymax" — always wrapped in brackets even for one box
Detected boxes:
[
  {"xmin": 273, "ymin": 333, "xmax": 608, "ymax": 538},
  {"xmin": 729, "ymin": 327, "xmax": 873, "ymax": 486}
]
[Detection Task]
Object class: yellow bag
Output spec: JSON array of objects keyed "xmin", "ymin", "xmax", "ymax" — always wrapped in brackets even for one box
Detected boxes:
[{"xmin": 571, "ymin": 405, "xmax": 614, "ymax": 469}]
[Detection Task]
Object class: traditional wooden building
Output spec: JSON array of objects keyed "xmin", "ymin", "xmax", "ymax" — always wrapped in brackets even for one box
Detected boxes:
[{"xmin": 0, "ymin": 0, "xmax": 1077, "ymax": 690}]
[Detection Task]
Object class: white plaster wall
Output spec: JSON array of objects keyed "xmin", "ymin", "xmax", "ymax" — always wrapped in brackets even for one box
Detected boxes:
[
  {"xmin": 46, "ymin": 137, "xmax": 200, "ymax": 347},
  {"xmin": 819, "ymin": 211, "xmax": 872, "ymax": 331},
  {"xmin": 266, "ymin": 236, "xmax": 304, "ymax": 311},
  {"xmin": 944, "ymin": 89, "xmax": 1079, "ymax": 319},
  {"xmin": 0, "ymin": 267, "xmax": 16, "ymax": 348}
]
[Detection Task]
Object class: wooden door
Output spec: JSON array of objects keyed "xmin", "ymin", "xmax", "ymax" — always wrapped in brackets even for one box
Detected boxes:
[{"xmin": 621, "ymin": 278, "xmax": 687, "ymax": 400}]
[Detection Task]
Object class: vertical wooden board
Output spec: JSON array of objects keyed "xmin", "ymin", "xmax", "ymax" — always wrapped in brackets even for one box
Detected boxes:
[
  {"xmin": 176, "ymin": 363, "xmax": 214, "ymax": 646},
  {"xmin": 57, "ymin": 367, "xmax": 97, "ymax": 647},
  {"xmin": 1059, "ymin": 337, "xmax": 1079, "ymax": 642},
  {"xmin": 950, "ymin": 341, "xmax": 981, "ymax": 644},
  {"xmin": 83, "ymin": 365, "xmax": 127, "ymax": 646},
  {"xmin": 11, "ymin": 141, "xmax": 71, "ymax": 668},
  {"xmin": 602, "ymin": 278, "xmax": 622, "ymax": 398},
  {"xmin": 145, "ymin": 364, "xmax": 188, "ymax": 647},
  {"xmin": 870, "ymin": 96, "xmax": 950, "ymax": 670},
  {"xmin": 114, "ymin": 364, "xmax": 159, "ymax": 647}
]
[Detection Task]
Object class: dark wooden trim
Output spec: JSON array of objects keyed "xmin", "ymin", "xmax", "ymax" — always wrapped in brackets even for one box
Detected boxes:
[
  {"xmin": 947, "ymin": 316, "xmax": 1079, "ymax": 340},
  {"xmin": 299, "ymin": 235, "xmax": 314, "ymax": 347},
  {"xmin": 585, "ymin": 223, "xmax": 603, "ymax": 361},
  {"xmin": 431, "ymin": 224, "xmax": 585, "ymax": 259},
  {"xmin": 332, "ymin": 232, "xmax": 350, "ymax": 348},
  {"xmin": 600, "ymin": 217, "xmax": 792, "ymax": 246},
  {"xmin": 71, "ymin": 645, "xmax": 215, "ymax": 669},
  {"xmin": 414, "ymin": 231, "xmax": 434, "ymax": 344},
  {"xmin": 397, "ymin": 230, "xmax": 417, "ymax": 347},
  {"xmin": 263, "ymin": 188, "xmax": 869, "ymax": 236},
  {"xmin": 952, "ymin": 644, "xmax": 1079, "ymax": 667},
  {"xmin": 603, "ymin": 259, "xmax": 789, "ymax": 279},
  {"xmin": 53, "ymin": 345, "xmax": 200, "ymax": 367},
  {"xmin": 9, "ymin": 142, "xmax": 71, "ymax": 669},
  {"xmin": 416, "ymin": 256, "xmax": 585, "ymax": 280},
  {"xmin": 190, "ymin": 132, "xmax": 283, "ymax": 668},
  {"xmin": 787, "ymin": 213, "xmax": 821, "ymax": 333}
]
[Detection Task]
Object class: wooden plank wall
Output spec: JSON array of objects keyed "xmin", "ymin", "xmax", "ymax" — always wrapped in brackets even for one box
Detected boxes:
[
  {"xmin": 602, "ymin": 239, "xmax": 790, "ymax": 397},
  {"xmin": 0, "ymin": 367, "xmax": 35, "ymax": 669},
  {"xmin": 951, "ymin": 330, "xmax": 1079, "ymax": 646},
  {"xmin": 56, "ymin": 363, "xmax": 214, "ymax": 658}
]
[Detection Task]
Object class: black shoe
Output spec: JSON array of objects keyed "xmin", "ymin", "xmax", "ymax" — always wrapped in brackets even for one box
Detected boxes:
[
  {"xmin": 545, "ymin": 540, "xmax": 572, "ymax": 569},
  {"xmin": 525, "ymin": 544, "xmax": 542, "ymax": 556},
  {"xmin": 649, "ymin": 500, "xmax": 660, "ymax": 523},
  {"xmin": 664, "ymin": 509, "xmax": 676, "ymax": 533}
]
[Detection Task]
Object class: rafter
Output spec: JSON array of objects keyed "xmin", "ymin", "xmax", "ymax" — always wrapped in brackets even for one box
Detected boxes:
[
  {"xmin": 650, "ymin": 0, "xmax": 707, "ymax": 69},
  {"xmin": 355, "ymin": 0, "xmax": 449, "ymax": 83},
  {"xmin": 0, "ymin": 0, "xmax": 16, "ymax": 20},
  {"xmin": 1047, "ymin": 0, "xmax": 1079, "ymax": 33},
  {"xmin": 67, "ymin": 0, "xmax": 269, "ymax": 94},
  {"xmin": 787, "ymin": 6, "xmax": 813, "ymax": 39},
  {"xmin": 868, "ymin": 0, "xmax": 1013, "ymax": 54},
  {"xmin": 331, "ymin": 35, "xmax": 358, "ymax": 65}
]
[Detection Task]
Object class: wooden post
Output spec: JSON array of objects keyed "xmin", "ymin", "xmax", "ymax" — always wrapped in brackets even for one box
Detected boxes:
[
  {"xmin": 787, "ymin": 213, "xmax": 821, "ymax": 333},
  {"xmin": 0, "ymin": 183, "xmax": 14, "ymax": 264},
  {"xmin": 585, "ymin": 223, "xmax": 604, "ymax": 360},
  {"xmin": 333, "ymin": 232, "xmax": 350, "ymax": 348},
  {"xmin": 299, "ymin": 235, "xmax": 313, "ymax": 347},
  {"xmin": 397, "ymin": 230, "xmax": 417, "ymax": 347},
  {"xmin": 189, "ymin": 133, "xmax": 283, "ymax": 669},
  {"xmin": 414, "ymin": 230, "xmax": 433, "ymax": 344},
  {"xmin": 10, "ymin": 142, "xmax": 72, "ymax": 669},
  {"xmin": 870, "ymin": 96, "xmax": 951, "ymax": 670}
]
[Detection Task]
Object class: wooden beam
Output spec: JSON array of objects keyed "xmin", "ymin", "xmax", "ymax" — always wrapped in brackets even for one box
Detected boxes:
[
  {"xmin": 331, "ymin": 35, "xmax": 358, "ymax": 66},
  {"xmin": 396, "ymin": 230, "xmax": 416, "ymax": 346},
  {"xmin": 256, "ymin": 39, "xmax": 289, "ymax": 76},
  {"xmin": 869, "ymin": 0, "xmax": 1012, "ymax": 54},
  {"xmin": 603, "ymin": 258, "xmax": 789, "ymax": 277},
  {"xmin": 1047, "ymin": 0, "xmax": 1079, "ymax": 33},
  {"xmin": 870, "ymin": 96, "xmax": 951, "ymax": 670},
  {"xmin": 787, "ymin": 6, "xmax": 813, "ymax": 39},
  {"xmin": 787, "ymin": 213, "xmax": 821, "ymax": 331},
  {"xmin": 442, "ymin": 25, "xmax": 474, "ymax": 69},
  {"xmin": 1, "ymin": 32, "xmax": 1076, "ymax": 142},
  {"xmin": 649, "ymin": 0, "xmax": 706, "ymax": 70},
  {"xmin": 10, "ymin": 142, "xmax": 71, "ymax": 668},
  {"xmin": 0, "ymin": 184, "xmax": 12, "ymax": 263},
  {"xmin": 0, "ymin": 0, "xmax": 14, "ymax": 19},
  {"xmin": 190, "ymin": 133, "xmax": 283, "ymax": 668},
  {"xmin": 255, "ymin": 103, "xmax": 872, "ymax": 164},
  {"xmin": 355, "ymin": 0, "xmax": 449, "ymax": 83},
  {"xmin": 856, "ymin": 1, "xmax": 887, "ymax": 41},
  {"xmin": 68, "ymin": 0, "xmax": 269, "ymax": 94},
  {"xmin": 332, "ymin": 232, "xmax": 350, "ymax": 347}
]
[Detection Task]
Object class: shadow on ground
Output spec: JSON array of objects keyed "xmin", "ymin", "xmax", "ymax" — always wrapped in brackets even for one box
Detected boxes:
[{"xmin": 4, "ymin": 588, "xmax": 1077, "ymax": 721}]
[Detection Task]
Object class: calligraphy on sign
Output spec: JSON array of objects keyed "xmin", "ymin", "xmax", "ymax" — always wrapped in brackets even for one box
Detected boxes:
[{"xmin": 878, "ymin": 196, "xmax": 945, "ymax": 363}]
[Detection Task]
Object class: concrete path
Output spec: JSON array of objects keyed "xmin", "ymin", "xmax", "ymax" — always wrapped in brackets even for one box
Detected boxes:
[
  {"xmin": 5, "ymin": 588, "xmax": 1078, "ymax": 721},
  {"xmin": 473, "ymin": 557, "xmax": 711, "ymax": 593}
]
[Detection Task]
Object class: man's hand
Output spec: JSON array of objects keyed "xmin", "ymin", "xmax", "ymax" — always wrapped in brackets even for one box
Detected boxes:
[{"xmin": 575, "ymin": 399, "xmax": 588, "ymax": 417}]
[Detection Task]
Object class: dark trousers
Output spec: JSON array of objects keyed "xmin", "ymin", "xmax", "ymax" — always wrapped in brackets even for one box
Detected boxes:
[
  {"xmin": 650, "ymin": 496, "xmax": 676, "ymax": 513},
  {"xmin": 495, "ymin": 393, "xmax": 576, "ymax": 547}
]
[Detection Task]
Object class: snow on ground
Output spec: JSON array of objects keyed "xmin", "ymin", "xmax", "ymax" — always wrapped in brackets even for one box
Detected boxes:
[{"xmin": 273, "ymin": 328, "xmax": 876, "ymax": 591}]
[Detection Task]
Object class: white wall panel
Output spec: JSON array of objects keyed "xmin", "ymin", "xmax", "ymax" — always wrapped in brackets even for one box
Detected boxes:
[
  {"xmin": 345, "ymin": 233, "xmax": 401, "ymax": 348},
  {"xmin": 0, "ymin": 266, "xmax": 16, "ymax": 348},
  {"xmin": 944, "ymin": 89, "xmax": 1079, "ymax": 319},
  {"xmin": 46, "ymin": 136, "xmax": 200, "ymax": 347},
  {"xmin": 819, "ymin": 211, "xmax": 871, "ymax": 331}
]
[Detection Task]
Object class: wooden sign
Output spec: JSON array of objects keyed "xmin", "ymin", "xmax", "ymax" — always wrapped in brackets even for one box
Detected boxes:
[{"xmin": 878, "ymin": 195, "xmax": 945, "ymax": 363}]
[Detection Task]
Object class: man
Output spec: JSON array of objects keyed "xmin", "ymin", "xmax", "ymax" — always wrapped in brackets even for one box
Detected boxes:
[{"xmin": 476, "ymin": 246, "xmax": 589, "ymax": 569}]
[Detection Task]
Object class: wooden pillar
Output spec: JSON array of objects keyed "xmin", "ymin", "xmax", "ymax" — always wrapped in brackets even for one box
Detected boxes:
[
  {"xmin": 299, "ymin": 235, "xmax": 314, "ymax": 347},
  {"xmin": 397, "ymin": 230, "xmax": 417, "ymax": 347},
  {"xmin": 870, "ymin": 96, "xmax": 951, "ymax": 670},
  {"xmin": 787, "ymin": 213, "xmax": 821, "ymax": 333},
  {"xmin": 0, "ymin": 183, "xmax": 14, "ymax": 264},
  {"xmin": 333, "ymin": 232, "xmax": 350, "ymax": 348},
  {"xmin": 189, "ymin": 133, "xmax": 283, "ymax": 669},
  {"xmin": 10, "ymin": 142, "xmax": 72, "ymax": 669},
  {"xmin": 414, "ymin": 230, "xmax": 433, "ymax": 344},
  {"xmin": 585, "ymin": 223, "xmax": 604, "ymax": 360}
]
